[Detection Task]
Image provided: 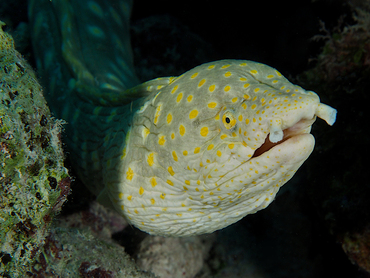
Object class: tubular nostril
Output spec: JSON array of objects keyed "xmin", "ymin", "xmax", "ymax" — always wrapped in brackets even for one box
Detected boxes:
[
  {"xmin": 268, "ymin": 118, "xmax": 283, "ymax": 143},
  {"xmin": 316, "ymin": 103, "xmax": 337, "ymax": 126}
]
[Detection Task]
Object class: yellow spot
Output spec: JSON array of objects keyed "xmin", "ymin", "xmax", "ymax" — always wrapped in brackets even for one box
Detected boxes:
[
  {"xmin": 154, "ymin": 104, "xmax": 161, "ymax": 124},
  {"xmin": 177, "ymin": 213, "xmax": 182, "ymax": 217},
  {"xmin": 168, "ymin": 166, "xmax": 175, "ymax": 176},
  {"xmin": 250, "ymin": 70, "xmax": 258, "ymax": 74},
  {"xmin": 228, "ymin": 144, "xmax": 235, "ymax": 149},
  {"xmin": 191, "ymin": 72, "xmax": 198, "ymax": 79},
  {"xmin": 251, "ymin": 104, "xmax": 257, "ymax": 109},
  {"xmin": 150, "ymin": 177, "xmax": 157, "ymax": 187},
  {"xmin": 167, "ymin": 113, "xmax": 172, "ymax": 124},
  {"xmin": 179, "ymin": 125, "xmax": 185, "ymax": 136},
  {"xmin": 158, "ymin": 136, "xmax": 166, "ymax": 145},
  {"xmin": 267, "ymin": 74, "xmax": 274, "ymax": 78},
  {"xmin": 254, "ymin": 88, "xmax": 260, "ymax": 93},
  {"xmin": 221, "ymin": 64, "xmax": 230, "ymax": 68},
  {"xmin": 151, "ymin": 198, "xmax": 155, "ymax": 204},
  {"xmin": 183, "ymin": 150, "xmax": 188, "ymax": 156},
  {"xmin": 189, "ymin": 110, "xmax": 198, "ymax": 119},
  {"xmin": 160, "ymin": 193, "xmax": 166, "ymax": 199},
  {"xmin": 238, "ymin": 115, "xmax": 243, "ymax": 121},
  {"xmin": 126, "ymin": 168, "xmax": 134, "ymax": 181},
  {"xmin": 171, "ymin": 133, "xmax": 175, "ymax": 139},
  {"xmin": 88, "ymin": 26, "xmax": 104, "ymax": 38},
  {"xmin": 200, "ymin": 126, "xmax": 209, "ymax": 137},
  {"xmin": 172, "ymin": 151, "xmax": 178, "ymax": 161},
  {"xmin": 207, "ymin": 144, "xmax": 214, "ymax": 150},
  {"xmin": 118, "ymin": 192, "xmax": 124, "ymax": 199},
  {"xmin": 224, "ymin": 85, "xmax": 231, "ymax": 92},
  {"xmin": 242, "ymin": 103, "xmax": 247, "ymax": 109},
  {"xmin": 194, "ymin": 147, "xmax": 201, "ymax": 154},
  {"xmin": 176, "ymin": 92, "xmax": 183, "ymax": 103},
  {"xmin": 139, "ymin": 187, "xmax": 144, "ymax": 195},
  {"xmin": 134, "ymin": 209, "xmax": 138, "ymax": 214},
  {"xmin": 142, "ymin": 127, "xmax": 150, "ymax": 138},
  {"xmin": 185, "ymin": 180, "xmax": 190, "ymax": 185},
  {"xmin": 171, "ymin": 85, "xmax": 178, "ymax": 94},
  {"xmin": 240, "ymin": 77, "xmax": 247, "ymax": 81},
  {"xmin": 198, "ymin": 79, "xmax": 206, "ymax": 87},
  {"xmin": 121, "ymin": 147, "xmax": 126, "ymax": 159},
  {"xmin": 244, "ymin": 83, "xmax": 250, "ymax": 89},
  {"xmin": 232, "ymin": 97, "xmax": 238, "ymax": 103},
  {"xmin": 208, "ymin": 65, "xmax": 215, "ymax": 69},
  {"xmin": 224, "ymin": 71, "xmax": 232, "ymax": 77},
  {"xmin": 217, "ymin": 150, "xmax": 222, "ymax": 157},
  {"xmin": 127, "ymin": 195, "xmax": 132, "ymax": 201},
  {"xmin": 208, "ymin": 102, "xmax": 217, "ymax": 108},
  {"xmin": 167, "ymin": 179, "xmax": 174, "ymax": 186},
  {"xmin": 209, "ymin": 84, "xmax": 216, "ymax": 92},
  {"xmin": 147, "ymin": 153, "xmax": 154, "ymax": 166},
  {"xmin": 187, "ymin": 95, "xmax": 193, "ymax": 102},
  {"xmin": 220, "ymin": 134, "xmax": 227, "ymax": 140},
  {"xmin": 88, "ymin": 2, "xmax": 103, "ymax": 17},
  {"xmin": 245, "ymin": 119, "xmax": 250, "ymax": 124}
]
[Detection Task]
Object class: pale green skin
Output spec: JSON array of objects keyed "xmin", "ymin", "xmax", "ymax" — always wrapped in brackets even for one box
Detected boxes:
[{"xmin": 29, "ymin": 0, "xmax": 336, "ymax": 236}]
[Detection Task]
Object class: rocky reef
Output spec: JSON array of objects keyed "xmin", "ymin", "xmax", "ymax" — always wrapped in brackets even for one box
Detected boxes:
[
  {"xmin": 299, "ymin": 1, "xmax": 370, "ymax": 274},
  {"xmin": 0, "ymin": 22, "xmax": 70, "ymax": 277}
]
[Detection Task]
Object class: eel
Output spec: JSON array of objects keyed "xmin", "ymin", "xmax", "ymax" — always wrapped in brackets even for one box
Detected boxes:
[{"xmin": 28, "ymin": 0, "xmax": 337, "ymax": 236}]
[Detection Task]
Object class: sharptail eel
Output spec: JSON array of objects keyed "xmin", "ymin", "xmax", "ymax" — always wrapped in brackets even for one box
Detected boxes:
[{"xmin": 28, "ymin": 0, "xmax": 336, "ymax": 236}]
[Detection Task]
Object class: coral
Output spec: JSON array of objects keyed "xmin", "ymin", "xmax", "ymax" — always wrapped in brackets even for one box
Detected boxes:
[
  {"xmin": 341, "ymin": 224, "xmax": 370, "ymax": 273},
  {"xmin": 303, "ymin": 2, "xmax": 370, "ymax": 85},
  {"xmin": 135, "ymin": 234, "xmax": 215, "ymax": 278},
  {"xmin": 298, "ymin": 3, "xmax": 370, "ymax": 274},
  {"xmin": 0, "ymin": 22, "xmax": 70, "ymax": 276},
  {"xmin": 30, "ymin": 227, "xmax": 156, "ymax": 278}
]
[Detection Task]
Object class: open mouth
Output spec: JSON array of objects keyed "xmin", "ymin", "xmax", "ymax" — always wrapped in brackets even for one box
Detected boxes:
[{"xmin": 252, "ymin": 117, "xmax": 316, "ymax": 158}]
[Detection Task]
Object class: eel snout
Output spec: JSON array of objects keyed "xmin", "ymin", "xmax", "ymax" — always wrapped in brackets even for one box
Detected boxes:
[{"xmin": 253, "ymin": 103, "xmax": 337, "ymax": 158}]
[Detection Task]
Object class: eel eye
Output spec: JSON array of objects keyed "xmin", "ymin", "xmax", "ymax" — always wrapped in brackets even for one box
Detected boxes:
[{"xmin": 222, "ymin": 111, "xmax": 236, "ymax": 129}]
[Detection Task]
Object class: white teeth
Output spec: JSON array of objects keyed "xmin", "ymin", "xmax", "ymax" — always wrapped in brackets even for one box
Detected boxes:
[
  {"xmin": 269, "ymin": 118, "xmax": 284, "ymax": 143},
  {"xmin": 316, "ymin": 103, "xmax": 337, "ymax": 126}
]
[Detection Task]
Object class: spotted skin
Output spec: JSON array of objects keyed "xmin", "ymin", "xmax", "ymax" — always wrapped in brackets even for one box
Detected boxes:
[{"xmin": 29, "ymin": 0, "xmax": 336, "ymax": 236}]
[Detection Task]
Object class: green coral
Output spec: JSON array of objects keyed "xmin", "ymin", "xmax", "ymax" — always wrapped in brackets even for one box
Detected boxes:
[{"xmin": 0, "ymin": 22, "xmax": 70, "ymax": 277}]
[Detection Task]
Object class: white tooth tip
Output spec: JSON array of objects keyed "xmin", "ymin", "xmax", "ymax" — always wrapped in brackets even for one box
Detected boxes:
[{"xmin": 316, "ymin": 103, "xmax": 337, "ymax": 126}]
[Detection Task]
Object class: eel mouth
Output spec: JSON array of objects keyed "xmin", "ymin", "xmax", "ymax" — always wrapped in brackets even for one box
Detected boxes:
[
  {"xmin": 251, "ymin": 103, "xmax": 337, "ymax": 158},
  {"xmin": 252, "ymin": 117, "xmax": 316, "ymax": 158}
]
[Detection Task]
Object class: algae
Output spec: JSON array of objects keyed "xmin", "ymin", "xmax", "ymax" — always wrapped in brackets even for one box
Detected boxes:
[{"xmin": 0, "ymin": 22, "xmax": 70, "ymax": 277}]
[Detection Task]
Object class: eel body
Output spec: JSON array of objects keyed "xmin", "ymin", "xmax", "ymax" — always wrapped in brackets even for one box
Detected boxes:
[{"xmin": 29, "ymin": 0, "xmax": 337, "ymax": 236}]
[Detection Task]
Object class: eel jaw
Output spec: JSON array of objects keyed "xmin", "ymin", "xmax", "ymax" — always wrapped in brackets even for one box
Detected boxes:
[
  {"xmin": 252, "ymin": 117, "xmax": 316, "ymax": 158},
  {"xmin": 253, "ymin": 103, "xmax": 337, "ymax": 158}
]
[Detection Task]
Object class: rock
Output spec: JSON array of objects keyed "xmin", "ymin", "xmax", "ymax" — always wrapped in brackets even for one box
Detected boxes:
[
  {"xmin": 0, "ymin": 22, "xmax": 70, "ymax": 277},
  {"xmin": 136, "ymin": 234, "xmax": 215, "ymax": 278}
]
